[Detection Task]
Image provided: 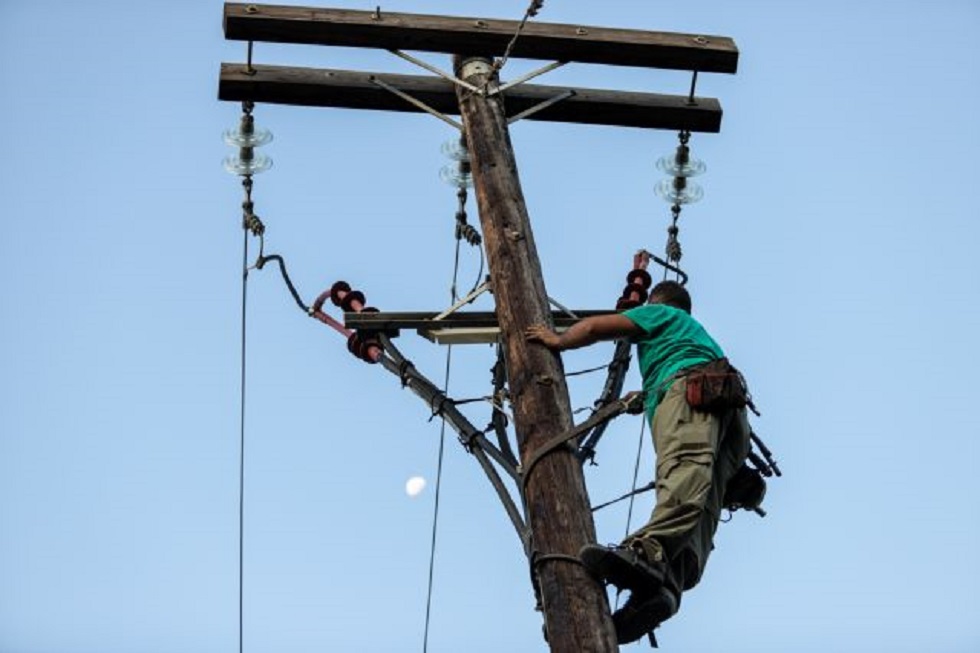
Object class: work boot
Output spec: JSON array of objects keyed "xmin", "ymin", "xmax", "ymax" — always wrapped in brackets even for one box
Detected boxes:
[
  {"xmin": 579, "ymin": 543, "xmax": 666, "ymax": 593},
  {"xmin": 612, "ymin": 586, "xmax": 679, "ymax": 645}
]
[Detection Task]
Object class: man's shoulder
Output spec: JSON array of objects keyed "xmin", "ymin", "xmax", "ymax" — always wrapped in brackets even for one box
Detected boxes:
[{"xmin": 624, "ymin": 303, "xmax": 686, "ymax": 323}]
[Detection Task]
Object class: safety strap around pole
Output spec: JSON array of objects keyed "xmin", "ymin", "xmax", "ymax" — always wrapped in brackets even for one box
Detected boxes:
[{"xmin": 520, "ymin": 392, "xmax": 645, "ymax": 492}]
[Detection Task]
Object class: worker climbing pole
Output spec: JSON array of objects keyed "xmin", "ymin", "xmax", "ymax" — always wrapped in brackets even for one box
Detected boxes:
[{"xmin": 218, "ymin": 2, "xmax": 749, "ymax": 650}]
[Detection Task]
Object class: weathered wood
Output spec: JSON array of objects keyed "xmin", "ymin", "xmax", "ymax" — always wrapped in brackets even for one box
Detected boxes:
[
  {"xmin": 224, "ymin": 3, "xmax": 738, "ymax": 73},
  {"xmin": 344, "ymin": 309, "xmax": 613, "ymax": 332},
  {"xmin": 454, "ymin": 56, "xmax": 618, "ymax": 652},
  {"xmin": 220, "ymin": 63, "xmax": 724, "ymax": 132}
]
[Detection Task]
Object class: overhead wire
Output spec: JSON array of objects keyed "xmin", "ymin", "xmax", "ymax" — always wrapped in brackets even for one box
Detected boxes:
[
  {"xmin": 421, "ymin": 345, "xmax": 451, "ymax": 653},
  {"xmin": 490, "ymin": 0, "xmax": 546, "ymax": 78},
  {"xmin": 423, "ymin": 189, "xmax": 478, "ymax": 651},
  {"xmin": 237, "ymin": 201, "xmax": 250, "ymax": 653},
  {"xmin": 610, "ymin": 417, "xmax": 649, "ymax": 611}
]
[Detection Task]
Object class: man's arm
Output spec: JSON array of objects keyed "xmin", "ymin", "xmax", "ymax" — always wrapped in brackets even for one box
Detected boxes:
[{"xmin": 525, "ymin": 313, "xmax": 642, "ymax": 352}]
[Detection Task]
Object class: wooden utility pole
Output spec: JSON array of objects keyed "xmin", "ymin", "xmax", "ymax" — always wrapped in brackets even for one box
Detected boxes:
[
  {"xmin": 218, "ymin": 5, "xmax": 737, "ymax": 650},
  {"xmin": 453, "ymin": 54, "xmax": 616, "ymax": 651}
]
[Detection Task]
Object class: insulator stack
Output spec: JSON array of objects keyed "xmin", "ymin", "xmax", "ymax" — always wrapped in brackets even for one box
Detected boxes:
[
  {"xmin": 330, "ymin": 281, "xmax": 383, "ymax": 364},
  {"xmin": 616, "ymin": 266, "xmax": 653, "ymax": 311}
]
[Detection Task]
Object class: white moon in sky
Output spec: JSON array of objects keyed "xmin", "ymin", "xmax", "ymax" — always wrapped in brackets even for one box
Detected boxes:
[{"xmin": 405, "ymin": 476, "xmax": 427, "ymax": 497}]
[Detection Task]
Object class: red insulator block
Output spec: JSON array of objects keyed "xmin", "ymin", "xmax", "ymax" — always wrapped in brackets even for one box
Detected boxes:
[
  {"xmin": 616, "ymin": 298, "xmax": 641, "ymax": 311},
  {"xmin": 359, "ymin": 338, "xmax": 383, "ymax": 363},
  {"xmin": 621, "ymin": 283, "xmax": 648, "ymax": 304},
  {"xmin": 346, "ymin": 332, "xmax": 361, "ymax": 356},
  {"xmin": 341, "ymin": 290, "xmax": 366, "ymax": 312},
  {"xmin": 627, "ymin": 268, "xmax": 653, "ymax": 289},
  {"xmin": 330, "ymin": 281, "xmax": 352, "ymax": 306}
]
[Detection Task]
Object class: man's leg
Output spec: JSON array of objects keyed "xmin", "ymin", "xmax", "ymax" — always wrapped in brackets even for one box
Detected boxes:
[
  {"xmin": 580, "ymin": 381, "xmax": 751, "ymax": 642},
  {"xmin": 626, "ymin": 378, "xmax": 720, "ymax": 581},
  {"xmin": 668, "ymin": 407, "xmax": 751, "ymax": 590}
]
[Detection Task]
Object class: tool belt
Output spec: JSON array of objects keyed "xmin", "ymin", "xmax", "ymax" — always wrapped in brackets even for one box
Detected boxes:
[{"xmin": 684, "ymin": 357, "xmax": 751, "ymax": 414}]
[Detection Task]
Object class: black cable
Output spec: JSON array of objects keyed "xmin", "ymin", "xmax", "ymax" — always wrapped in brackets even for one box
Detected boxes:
[
  {"xmin": 613, "ymin": 418, "xmax": 648, "ymax": 611},
  {"xmin": 238, "ymin": 229, "xmax": 249, "ymax": 653},
  {"xmin": 256, "ymin": 254, "xmax": 309, "ymax": 313},
  {"xmin": 422, "ymin": 346, "xmax": 451, "ymax": 653},
  {"xmin": 624, "ymin": 419, "xmax": 647, "ymax": 541},
  {"xmin": 423, "ymin": 235, "xmax": 465, "ymax": 652},
  {"xmin": 566, "ymin": 362, "xmax": 609, "ymax": 378}
]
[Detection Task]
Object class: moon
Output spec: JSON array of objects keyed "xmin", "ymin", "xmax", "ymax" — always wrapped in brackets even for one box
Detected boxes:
[{"xmin": 405, "ymin": 476, "xmax": 427, "ymax": 497}]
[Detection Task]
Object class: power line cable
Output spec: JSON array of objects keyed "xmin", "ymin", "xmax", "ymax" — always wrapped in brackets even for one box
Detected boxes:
[
  {"xmin": 237, "ymin": 228, "xmax": 249, "ymax": 653},
  {"xmin": 422, "ymin": 223, "xmax": 471, "ymax": 651},
  {"xmin": 614, "ymin": 417, "xmax": 648, "ymax": 611},
  {"xmin": 422, "ymin": 346, "xmax": 451, "ymax": 653}
]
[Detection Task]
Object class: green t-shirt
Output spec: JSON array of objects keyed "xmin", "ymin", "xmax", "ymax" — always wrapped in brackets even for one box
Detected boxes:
[{"xmin": 623, "ymin": 303, "xmax": 724, "ymax": 420}]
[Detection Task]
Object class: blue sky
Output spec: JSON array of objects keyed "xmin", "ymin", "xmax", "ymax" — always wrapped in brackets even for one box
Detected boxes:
[{"xmin": 1, "ymin": 1, "xmax": 978, "ymax": 652}]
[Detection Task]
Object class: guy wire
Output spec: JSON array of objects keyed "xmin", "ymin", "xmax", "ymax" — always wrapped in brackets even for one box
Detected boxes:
[
  {"xmin": 617, "ymin": 417, "xmax": 648, "ymax": 610},
  {"xmin": 422, "ymin": 345, "xmax": 451, "ymax": 653},
  {"xmin": 423, "ymin": 226, "xmax": 468, "ymax": 651},
  {"xmin": 238, "ymin": 226, "xmax": 249, "ymax": 653}
]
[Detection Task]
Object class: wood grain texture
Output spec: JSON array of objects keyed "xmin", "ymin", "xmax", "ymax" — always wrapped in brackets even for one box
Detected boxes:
[
  {"xmin": 224, "ymin": 3, "xmax": 738, "ymax": 73},
  {"xmin": 454, "ymin": 55, "xmax": 619, "ymax": 652},
  {"xmin": 219, "ymin": 64, "xmax": 723, "ymax": 132}
]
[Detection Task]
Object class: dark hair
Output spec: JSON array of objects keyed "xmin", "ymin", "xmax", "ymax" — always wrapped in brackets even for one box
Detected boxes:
[{"xmin": 649, "ymin": 280, "xmax": 692, "ymax": 313}]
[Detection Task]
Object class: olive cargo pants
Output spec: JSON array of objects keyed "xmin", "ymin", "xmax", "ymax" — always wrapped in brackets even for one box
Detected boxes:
[{"xmin": 627, "ymin": 377, "xmax": 751, "ymax": 592}]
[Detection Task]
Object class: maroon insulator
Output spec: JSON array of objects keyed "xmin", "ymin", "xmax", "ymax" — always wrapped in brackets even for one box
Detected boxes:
[
  {"xmin": 621, "ymin": 283, "xmax": 648, "ymax": 304},
  {"xmin": 627, "ymin": 268, "xmax": 653, "ymax": 290},
  {"xmin": 341, "ymin": 290, "xmax": 366, "ymax": 313},
  {"xmin": 347, "ymin": 332, "xmax": 361, "ymax": 356},
  {"xmin": 359, "ymin": 338, "xmax": 383, "ymax": 363},
  {"xmin": 330, "ymin": 281, "xmax": 352, "ymax": 306}
]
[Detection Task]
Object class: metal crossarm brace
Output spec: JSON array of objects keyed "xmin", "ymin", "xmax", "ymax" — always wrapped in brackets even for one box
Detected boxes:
[
  {"xmin": 508, "ymin": 90, "xmax": 575, "ymax": 124},
  {"xmin": 368, "ymin": 76, "xmax": 463, "ymax": 130},
  {"xmin": 387, "ymin": 49, "xmax": 482, "ymax": 95},
  {"xmin": 492, "ymin": 61, "xmax": 567, "ymax": 95}
]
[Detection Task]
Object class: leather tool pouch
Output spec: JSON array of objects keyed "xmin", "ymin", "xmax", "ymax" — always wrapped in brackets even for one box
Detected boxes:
[{"xmin": 685, "ymin": 358, "xmax": 748, "ymax": 413}]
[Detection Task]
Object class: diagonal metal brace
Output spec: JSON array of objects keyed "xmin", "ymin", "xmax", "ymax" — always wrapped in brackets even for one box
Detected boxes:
[
  {"xmin": 508, "ymin": 89, "xmax": 575, "ymax": 124},
  {"xmin": 388, "ymin": 49, "xmax": 484, "ymax": 95},
  {"xmin": 490, "ymin": 60, "xmax": 567, "ymax": 96},
  {"xmin": 369, "ymin": 76, "xmax": 463, "ymax": 130}
]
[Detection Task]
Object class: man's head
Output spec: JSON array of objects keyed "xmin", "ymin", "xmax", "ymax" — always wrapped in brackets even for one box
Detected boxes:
[{"xmin": 649, "ymin": 280, "xmax": 692, "ymax": 314}]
